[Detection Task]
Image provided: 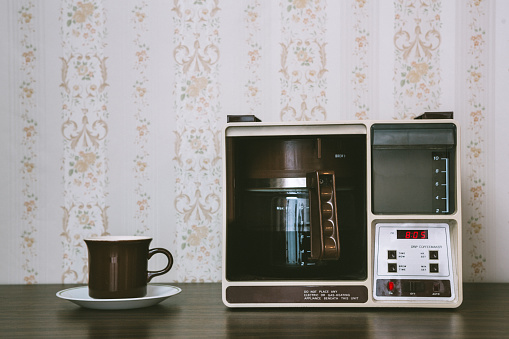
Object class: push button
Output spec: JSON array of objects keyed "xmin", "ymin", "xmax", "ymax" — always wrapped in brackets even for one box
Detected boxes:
[
  {"xmin": 433, "ymin": 282, "xmax": 441, "ymax": 292},
  {"xmin": 388, "ymin": 263, "xmax": 397, "ymax": 272},
  {"xmin": 388, "ymin": 250, "xmax": 397, "ymax": 260},
  {"xmin": 429, "ymin": 250, "xmax": 439, "ymax": 260},
  {"xmin": 430, "ymin": 263, "xmax": 439, "ymax": 273},
  {"xmin": 402, "ymin": 281, "xmax": 425, "ymax": 293}
]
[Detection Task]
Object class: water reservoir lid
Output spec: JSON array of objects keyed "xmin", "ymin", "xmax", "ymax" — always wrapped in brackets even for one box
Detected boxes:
[{"xmin": 372, "ymin": 124, "xmax": 456, "ymax": 147}]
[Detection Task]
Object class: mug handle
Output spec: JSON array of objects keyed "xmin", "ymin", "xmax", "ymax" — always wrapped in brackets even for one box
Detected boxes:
[{"xmin": 147, "ymin": 248, "xmax": 174, "ymax": 283}]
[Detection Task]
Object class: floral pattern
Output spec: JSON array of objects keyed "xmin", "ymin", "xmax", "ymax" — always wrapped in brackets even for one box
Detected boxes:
[
  {"xmin": 463, "ymin": 0, "xmax": 489, "ymax": 281},
  {"xmin": 132, "ymin": 2, "xmax": 152, "ymax": 236},
  {"xmin": 18, "ymin": 1, "xmax": 38, "ymax": 284},
  {"xmin": 172, "ymin": 0, "xmax": 222, "ymax": 282},
  {"xmin": 0, "ymin": 0, "xmax": 503, "ymax": 284},
  {"xmin": 60, "ymin": 0, "xmax": 109, "ymax": 283},
  {"xmin": 244, "ymin": 1, "xmax": 262, "ymax": 115},
  {"xmin": 393, "ymin": 0, "xmax": 442, "ymax": 119},
  {"xmin": 350, "ymin": 0, "xmax": 373, "ymax": 120},
  {"xmin": 280, "ymin": 0, "xmax": 328, "ymax": 121}
]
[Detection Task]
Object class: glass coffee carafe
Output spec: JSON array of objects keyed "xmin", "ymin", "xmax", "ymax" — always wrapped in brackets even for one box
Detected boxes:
[{"xmin": 225, "ymin": 135, "xmax": 367, "ymax": 281}]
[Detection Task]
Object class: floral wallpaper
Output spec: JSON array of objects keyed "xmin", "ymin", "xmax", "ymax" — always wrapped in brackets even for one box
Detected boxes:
[
  {"xmin": 393, "ymin": 0, "xmax": 442, "ymax": 120},
  {"xmin": 350, "ymin": 0, "xmax": 374, "ymax": 120},
  {"xmin": 462, "ymin": 0, "xmax": 490, "ymax": 280},
  {"xmin": 131, "ymin": 1, "xmax": 152, "ymax": 237},
  {"xmin": 1, "ymin": 0, "xmax": 508, "ymax": 284},
  {"xmin": 18, "ymin": 2, "xmax": 39, "ymax": 284},
  {"xmin": 280, "ymin": 0, "xmax": 328, "ymax": 121},
  {"xmin": 60, "ymin": 0, "xmax": 110, "ymax": 283},
  {"xmin": 172, "ymin": 0, "xmax": 222, "ymax": 282},
  {"xmin": 244, "ymin": 0, "xmax": 262, "ymax": 115}
]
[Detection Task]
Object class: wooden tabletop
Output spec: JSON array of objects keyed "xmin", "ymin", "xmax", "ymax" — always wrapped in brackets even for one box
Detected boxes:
[{"xmin": 1, "ymin": 283, "xmax": 508, "ymax": 338}]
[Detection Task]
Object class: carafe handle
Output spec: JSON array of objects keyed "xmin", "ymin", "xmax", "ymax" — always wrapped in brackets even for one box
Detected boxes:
[{"xmin": 306, "ymin": 170, "xmax": 340, "ymax": 260}]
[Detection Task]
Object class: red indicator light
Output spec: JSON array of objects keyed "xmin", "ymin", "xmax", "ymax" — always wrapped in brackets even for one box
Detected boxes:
[{"xmin": 388, "ymin": 281, "xmax": 395, "ymax": 291}]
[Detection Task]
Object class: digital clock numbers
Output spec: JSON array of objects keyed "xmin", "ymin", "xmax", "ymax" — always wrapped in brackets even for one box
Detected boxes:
[{"xmin": 396, "ymin": 230, "xmax": 428, "ymax": 239}]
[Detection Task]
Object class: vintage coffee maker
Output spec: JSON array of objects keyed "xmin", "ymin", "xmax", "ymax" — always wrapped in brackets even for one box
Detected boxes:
[{"xmin": 222, "ymin": 114, "xmax": 462, "ymax": 308}]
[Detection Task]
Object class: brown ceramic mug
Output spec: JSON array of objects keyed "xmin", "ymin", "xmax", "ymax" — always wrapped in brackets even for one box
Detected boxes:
[{"xmin": 84, "ymin": 236, "xmax": 174, "ymax": 299}]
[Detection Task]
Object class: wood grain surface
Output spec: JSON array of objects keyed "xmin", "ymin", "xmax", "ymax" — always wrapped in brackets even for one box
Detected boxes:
[{"xmin": 0, "ymin": 283, "xmax": 507, "ymax": 338}]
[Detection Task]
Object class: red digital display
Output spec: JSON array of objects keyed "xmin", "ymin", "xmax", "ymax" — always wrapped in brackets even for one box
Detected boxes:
[{"xmin": 397, "ymin": 230, "xmax": 428, "ymax": 239}]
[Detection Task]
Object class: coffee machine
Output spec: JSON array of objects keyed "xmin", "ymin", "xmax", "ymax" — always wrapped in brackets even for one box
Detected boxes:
[{"xmin": 222, "ymin": 115, "xmax": 462, "ymax": 308}]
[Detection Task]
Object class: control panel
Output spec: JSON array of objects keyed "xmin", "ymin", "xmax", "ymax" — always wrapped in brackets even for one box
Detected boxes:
[{"xmin": 373, "ymin": 223, "xmax": 455, "ymax": 301}]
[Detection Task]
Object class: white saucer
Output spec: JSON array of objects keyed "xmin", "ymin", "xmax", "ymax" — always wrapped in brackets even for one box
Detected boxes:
[{"xmin": 57, "ymin": 284, "xmax": 182, "ymax": 310}]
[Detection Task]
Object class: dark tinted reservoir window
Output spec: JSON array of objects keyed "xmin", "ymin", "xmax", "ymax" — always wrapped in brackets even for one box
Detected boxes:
[{"xmin": 371, "ymin": 124, "xmax": 456, "ymax": 215}]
